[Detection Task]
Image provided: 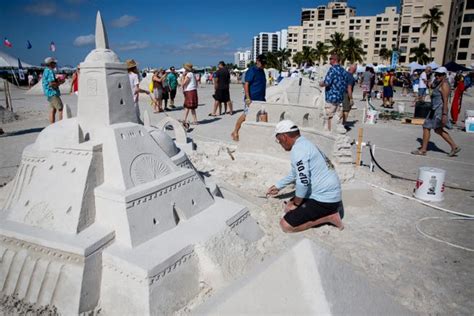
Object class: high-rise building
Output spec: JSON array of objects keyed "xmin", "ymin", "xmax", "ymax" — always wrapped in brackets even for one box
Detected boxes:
[
  {"xmin": 287, "ymin": 1, "xmax": 398, "ymax": 66},
  {"xmin": 397, "ymin": 0, "xmax": 452, "ymax": 65},
  {"xmin": 444, "ymin": 0, "xmax": 474, "ymax": 67},
  {"xmin": 252, "ymin": 29, "xmax": 288, "ymax": 61},
  {"xmin": 234, "ymin": 50, "xmax": 252, "ymax": 68}
]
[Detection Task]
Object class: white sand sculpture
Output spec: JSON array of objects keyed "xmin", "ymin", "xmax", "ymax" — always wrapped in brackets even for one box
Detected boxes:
[
  {"xmin": 239, "ymin": 95, "xmax": 354, "ymax": 182},
  {"xmin": 26, "ymin": 78, "xmax": 72, "ymax": 95},
  {"xmin": 0, "ymin": 12, "xmax": 262, "ymax": 315},
  {"xmin": 196, "ymin": 239, "xmax": 413, "ymax": 315},
  {"xmin": 266, "ymin": 77, "xmax": 324, "ymax": 107}
]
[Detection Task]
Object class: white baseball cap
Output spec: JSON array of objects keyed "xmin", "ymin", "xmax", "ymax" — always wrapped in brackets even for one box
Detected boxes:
[
  {"xmin": 434, "ymin": 66, "xmax": 448, "ymax": 75},
  {"xmin": 44, "ymin": 57, "xmax": 57, "ymax": 65},
  {"xmin": 274, "ymin": 120, "xmax": 299, "ymax": 136}
]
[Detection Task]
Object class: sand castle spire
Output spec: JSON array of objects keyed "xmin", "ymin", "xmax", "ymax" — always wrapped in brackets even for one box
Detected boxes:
[{"xmin": 95, "ymin": 11, "xmax": 109, "ymax": 49}]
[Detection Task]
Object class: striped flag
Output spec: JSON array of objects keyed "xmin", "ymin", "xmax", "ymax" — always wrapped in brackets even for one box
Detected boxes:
[
  {"xmin": 26, "ymin": 40, "xmax": 32, "ymax": 49},
  {"xmin": 50, "ymin": 41, "xmax": 56, "ymax": 52},
  {"xmin": 4, "ymin": 38, "xmax": 12, "ymax": 48}
]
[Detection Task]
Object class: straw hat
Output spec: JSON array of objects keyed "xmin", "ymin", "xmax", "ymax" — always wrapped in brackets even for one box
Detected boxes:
[
  {"xmin": 184, "ymin": 63, "xmax": 193, "ymax": 71},
  {"xmin": 126, "ymin": 59, "xmax": 138, "ymax": 69}
]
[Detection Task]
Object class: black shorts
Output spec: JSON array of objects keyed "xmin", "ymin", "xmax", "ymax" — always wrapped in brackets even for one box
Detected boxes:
[
  {"xmin": 214, "ymin": 89, "xmax": 230, "ymax": 102},
  {"xmin": 284, "ymin": 199, "xmax": 343, "ymax": 228},
  {"xmin": 169, "ymin": 88, "xmax": 177, "ymax": 99}
]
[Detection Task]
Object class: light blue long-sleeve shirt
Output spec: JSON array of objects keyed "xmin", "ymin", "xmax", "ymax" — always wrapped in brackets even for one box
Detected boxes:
[{"xmin": 276, "ymin": 136, "xmax": 341, "ymax": 203}]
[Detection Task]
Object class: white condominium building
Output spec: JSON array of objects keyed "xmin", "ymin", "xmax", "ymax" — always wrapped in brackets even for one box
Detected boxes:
[
  {"xmin": 287, "ymin": 1, "xmax": 398, "ymax": 66},
  {"xmin": 444, "ymin": 0, "xmax": 474, "ymax": 67},
  {"xmin": 398, "ymin": 0, "xmax": 452, "ymax": 65},
  {"xmin": 234, "ymin": 51, "xmax": 252, "ymax": 69},
  {"xmin": 252, "ymin": 29, "xmax": 288, "ymax": 61}
]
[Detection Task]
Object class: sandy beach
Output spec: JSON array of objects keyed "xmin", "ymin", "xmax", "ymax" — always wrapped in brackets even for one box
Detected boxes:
[{"xmin": 1, "ymin": 82, "xmax": 473, "ymax": 314}]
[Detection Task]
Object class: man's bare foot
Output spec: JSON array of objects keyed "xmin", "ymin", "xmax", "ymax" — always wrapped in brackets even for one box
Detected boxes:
[
  {"xmin": 307, "ymin": 212, "xmax": 344, "ymax": 230},
  {"xmin": 231, "ymin": 132, "xmax": 239, "ymax": 141}
]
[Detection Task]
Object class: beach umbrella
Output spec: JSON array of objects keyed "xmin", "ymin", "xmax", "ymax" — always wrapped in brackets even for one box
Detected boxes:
[
  {"xmin": 443, "ymin": 61, "xmax": 470, "ymax": 72},
  {"xmin": 0, "ymin": 50, "xmax": 34, "ymax": 68}
]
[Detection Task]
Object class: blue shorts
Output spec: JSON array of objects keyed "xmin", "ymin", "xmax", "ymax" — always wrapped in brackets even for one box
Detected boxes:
[
  {"xmin": 383, "ymin": 86, "xmax": 393, "ymax": 98},
  {"xmin": 418, "ymin": 88, "xmax": 427, "ymax": 96}
]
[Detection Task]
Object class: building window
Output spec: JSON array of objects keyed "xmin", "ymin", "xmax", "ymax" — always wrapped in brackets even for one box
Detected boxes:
[
  {"xmin": 402, "ymin": 26, "xmax": 410, "ymax": 33},
  {"xmin": 303, "ymin": 40, "xmax": 307, "ymax": 45},
  {"xmin": 309, "ymin": 24, "xmax": 313, "ymax": 27},
  {"xmin": 412, "ymin": 27, "xmax": 420, "ymax": 33},
  {"xmin": 382, "ymin": 31, "xmax": 388, "ymax": 35},
  {"xmin": 460, "ymin": 38, "xmax": 470, "ymax": 48},
  {"xmin": 375, "ymin": 43, "xmax": 380, "ymax": 48},
  {"xmin": 464, "ymin": 14, "xmax": 474, "ymax": 22},
  {"xmin": 394, "ymin": 17, "xmax": 398, "ymax": 21},
  {"xmin": 376, "ymin": 17, "xmax": 382, "ymax": 22},
  {"xmin": 399, "ymin": 56, "xmax": 406, "ymax": 63},
  {"xmin": 364, "ymin": 45, "xmax": 368, "ymax": 48},
  {"xmin": 374, "ymin": 50, "xmax": 379, "ymax": 54},
  {"xmin": 467, "ymin": 1, "xmax": 474, "ymax": 9},
  {"xmin": 411, "ymin": 37, "xmax": 419, "ymax": 43},
  {"xmin": 356, "ymin": 19, "xmax": 361, "ymax": 23},
  {"xmin": 366, "ymin": 19, "xmax": 370, "ymax": 23},
  {"xmin": 383, "ymin": 18, "xmax": 389, "ymax": 21},
  {"xmin": 350, "ymin": 26, "xmax": 354, "ymax": 30},
  {"xmin": 392, "ymin": 38, "xmax": 397, "ymax": 42},
  {"xmin": 399, "ymin": 46, "xmax": 407, "ymax": 53},
  {"xmin": 326, "ymin": 21, "xmax": 330, "ymax": 26},
  {"xmin": 462, "ymin": 27, "xmax": 472, "ymax": 35},
  {"xmin": 375, "ymin": 37, "xmax": 380, "ymax": 41},
  {"xmin": 376, "ymin": 24, "xmax": 381, "ymax": 29},
  {"xmin": 350, "ymin": 19, "xmax": 354, "ymax": 24},
  {"xmin": 381, "ymin": 44, "xmax": 386, "ymax": 48},
  {"xmin": 365, "ymin": 26, "xmax": 370, "ymax": 30},
  {"xmin": 393, "ymin": 31, "xmax": 397, "ymax": 35},
  {"xmin": 376, "ymin": 30, "xmax": 381, "ymax": 35},
  {"xmin": 457, "ymin": 52, "xmax": 467, "ymax": 60}
]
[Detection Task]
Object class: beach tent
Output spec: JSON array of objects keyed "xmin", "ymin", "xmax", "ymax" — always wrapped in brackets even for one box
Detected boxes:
[
  {"xmin": 356, "ymin": 65, "xmax": 366, "ymax": 73},
  {"xmin": 427, "ymin": 61, "xmax": 439, "ymax": 69},
  {"xmin": 443, "ymin": 61, "xmax": 471, "ymax": 72},
  {"xmin": 0, "ymin": 50, "xmax": 35, "ymax": 68},
  {"xmin": 408, "ymin": 61, "xmax": 425, "ymax": 73}
]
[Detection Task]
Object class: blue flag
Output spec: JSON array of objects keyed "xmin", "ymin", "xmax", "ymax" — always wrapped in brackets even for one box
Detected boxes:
[{"xmin": 26, "ymin": 40, "xmax": 32, "ymax": 49}]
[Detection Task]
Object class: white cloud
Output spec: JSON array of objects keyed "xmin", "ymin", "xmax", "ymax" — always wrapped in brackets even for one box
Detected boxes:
[
  {"xmin": 111, "ymin": 15, "xmax": 138, "ymax": 28},
  {"xmin": 115, "ymin": 41, "xmax": 150, "ymax": 51},
  {"xmin": 73, "ymin": 34, "xmax": 95, "ymax": 46},
  {"xmin": 24, "ymin": 1, "xmax": 57, "ymax": 16}
]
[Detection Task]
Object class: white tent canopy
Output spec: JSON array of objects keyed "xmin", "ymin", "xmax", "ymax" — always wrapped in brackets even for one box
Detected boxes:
[
  {"xmin": 0, "ymin": 50, "xmax": 35, "ymax": 68},
  {"xmin": 408, "ymin": 61, "xmax": 425, "ymax": 73},
  {"xmin": 427, "ymin": 61, "xmax": 439, "ymax": 69}
]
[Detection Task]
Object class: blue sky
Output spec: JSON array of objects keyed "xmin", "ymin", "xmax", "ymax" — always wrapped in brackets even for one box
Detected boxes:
[{"xmin": 0, "ymin": 0, "xmax": 399, "ymax": 68}]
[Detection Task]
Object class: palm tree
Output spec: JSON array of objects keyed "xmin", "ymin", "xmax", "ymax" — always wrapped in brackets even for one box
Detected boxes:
[
  {"xmin": 301, "ymin": 46, "xmax": 316, "ymax": 66},
  {"xmin": 264, "ymin": 52, "xmax": 279, "ymax": 69},
  {"xmin": 421, "ymin": 7, "xmax": 444, "ymax": 61},
  {"xmin": 410, "ymin": 43, "xmax": 430, "ymax": 65},
  {"xmin": 314, "ymin": 42, "xmax": 330, "ymax": 64},
  {"xmin": 291, "ymin": 51, "xmax": 305, "ymax": 67},
  {"xmin": 329, "ymin": 32, "xmax": 345, "ymax": 57},
  {"xmin": 378, "ymin": 48, "xmax": 392, "ymax": 64},
  {"xmin": 343, "ymin": 37, "xmax": 366, "ymax": 64},
  {"xmin": 274, "ymin": 48, "xmax": 291, "ymax": 71}
]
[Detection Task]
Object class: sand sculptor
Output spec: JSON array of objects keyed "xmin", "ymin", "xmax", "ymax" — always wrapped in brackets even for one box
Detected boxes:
[{"xmin": 267, "ymin": 120, "xmax": 344, "ymax": 232}]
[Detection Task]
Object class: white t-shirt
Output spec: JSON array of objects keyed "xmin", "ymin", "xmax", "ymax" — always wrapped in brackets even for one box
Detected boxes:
[
  {"xmin": 184, "ymin": 72, "xmax": 197, "ymax": 91},
  {"xmin": 129, "ymin": 72, "xmax": 139, "ymax": 103},
  {"xmin": 419, "ymin": 71, "xmax": 427, "ymax": 89}
]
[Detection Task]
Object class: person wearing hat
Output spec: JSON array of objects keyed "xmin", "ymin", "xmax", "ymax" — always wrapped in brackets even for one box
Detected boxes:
[
  {"xmin": 231, "ymin": 54, "xmax": 267, "ymax": 141},
  {"xmin": 266, "ymin": 120, "xmax": 344, "ymax": 233},
  {"xmin": 42, "ymin": 57, "xmax": 65, "ymax": 124},
  {"xmin": 411, "ymin": 66, "xmax": 461, "ymax": 157},
  {"xmin": 127, "ymin": 59, "xmax": 151, "ymax": 124},
  {"xmin": 181, "ymin": 63, "xmax": 199, "ymax": 126}
]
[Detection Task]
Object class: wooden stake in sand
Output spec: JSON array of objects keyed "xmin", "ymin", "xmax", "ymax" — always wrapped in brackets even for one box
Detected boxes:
[{"xmin": 356, "ymin": 127, "xmax": 363, "ymax": 167}]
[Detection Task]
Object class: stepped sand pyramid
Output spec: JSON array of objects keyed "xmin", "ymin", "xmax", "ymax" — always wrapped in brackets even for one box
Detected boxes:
[{"xmin": 0, "ymin": 12, "xmax": 262, "ymax": 314}]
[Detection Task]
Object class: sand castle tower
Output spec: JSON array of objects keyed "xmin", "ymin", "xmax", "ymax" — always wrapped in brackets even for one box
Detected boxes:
[{"xmin": 0, "ymin": 12, "xmax": 262, "ymax": 314}]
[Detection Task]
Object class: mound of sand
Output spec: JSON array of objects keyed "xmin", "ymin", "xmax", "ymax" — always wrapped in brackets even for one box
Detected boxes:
[{"xmin": 26, "ymin": 78, "xmax": 72, "ymax": 95}]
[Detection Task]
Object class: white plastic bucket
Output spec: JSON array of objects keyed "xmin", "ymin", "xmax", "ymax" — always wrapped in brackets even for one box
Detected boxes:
[
  {"xmin": 414, "ymin": 167, "xmax": 446, "ymax": 202},
  {"xmin": 366, "ymin": 110, "xmax": 378, "ymax": 124},
  {"xmin": 398, "ymin": 102, "xmax": 405, "ymax": 114},
  {"xmin": 466, "ymin": 117, "xmax": 474, "ymax": 133}
]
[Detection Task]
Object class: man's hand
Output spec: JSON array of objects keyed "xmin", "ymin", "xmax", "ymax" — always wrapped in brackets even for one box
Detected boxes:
[
  {"xmin": 266, "ymin": 185, "xmax": 279, "ymax": 197},
  {"xmin": 245, "ymin": 97, "xmax": 252, "ymax": 106},
  {"xmin": 319, "ymin": 81, "xmax": 325, "ymax": 87}
]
